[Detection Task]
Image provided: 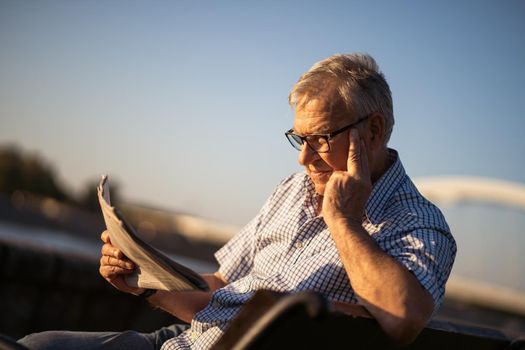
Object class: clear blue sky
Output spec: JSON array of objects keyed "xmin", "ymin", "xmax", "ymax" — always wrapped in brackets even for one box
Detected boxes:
[{"xmin": 1, "ymin": 1, "xmax": 524, "ymax": 226}]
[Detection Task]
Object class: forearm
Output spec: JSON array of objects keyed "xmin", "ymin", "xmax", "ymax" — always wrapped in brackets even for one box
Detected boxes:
[
  {"xmin": 330, "ymin": 219, "xmax": 433, "ymax": 344},
  {"xmin": 145, "ymin": 272, "xmax": 227, "ymax": 323},
  {"xmin": 330, "ymin": 300, "xmax": 372, "ymax": 318}
]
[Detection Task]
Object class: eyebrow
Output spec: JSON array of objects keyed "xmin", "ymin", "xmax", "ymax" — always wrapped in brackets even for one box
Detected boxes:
[{"xmin": 292, "ymin": 127, "xmax": 334, "ymax": 136}]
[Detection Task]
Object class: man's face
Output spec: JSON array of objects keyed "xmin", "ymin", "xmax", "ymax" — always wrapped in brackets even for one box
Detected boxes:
[{"xmin": 293, "ymin": 98, "xmax": 354, "ymax": 195}]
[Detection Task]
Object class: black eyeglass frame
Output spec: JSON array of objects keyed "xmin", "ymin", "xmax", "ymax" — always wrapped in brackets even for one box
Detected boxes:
[{"xmin": 285, "ymin": 113, "xmax": 373, "ymax": 153}]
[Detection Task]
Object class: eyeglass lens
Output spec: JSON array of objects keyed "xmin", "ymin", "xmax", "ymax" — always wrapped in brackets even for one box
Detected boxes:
[{"xmin": 286, "ymin": 133, "xmax": 330, "ymax": 152}]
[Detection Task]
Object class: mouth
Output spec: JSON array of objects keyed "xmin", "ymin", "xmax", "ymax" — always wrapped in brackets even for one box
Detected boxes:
[{"xmin": 308, "ymin": 169, "xmax": 332, "ymax": 180}]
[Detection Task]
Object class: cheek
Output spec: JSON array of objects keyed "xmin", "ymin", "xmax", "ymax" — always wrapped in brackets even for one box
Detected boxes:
[
  {"xmin": 323, "ymin": 138, "xmax": 350, "ymax": 171},
  {"xmin": 321, "ymin": 152, "xmax": 348, "ymax": 172}
]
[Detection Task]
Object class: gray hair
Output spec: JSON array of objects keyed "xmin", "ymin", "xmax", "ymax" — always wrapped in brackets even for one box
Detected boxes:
[{"xmin": 289, "ymin": 53, "xmax": 394, "ymax": 144}]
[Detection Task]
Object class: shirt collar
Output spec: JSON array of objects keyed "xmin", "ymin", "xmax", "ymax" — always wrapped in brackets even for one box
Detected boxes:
[
  {"xmin": 365, "ymin": 148, "xmax": 406, "ymax": 225},
  {"xmin": 303, "ymin": 148, "xmax": 406, "ymax": 224},
  {"xmin": 303, "ymin": 173, "xmax": 320, "ymax": 219}
]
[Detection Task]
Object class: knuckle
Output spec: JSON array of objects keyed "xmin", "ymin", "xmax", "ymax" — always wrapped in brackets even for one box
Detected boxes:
[
  {"xmin": 100, "ymin": 266, "xmax": 110, "ymax": 278},
  {"xmin": 331, "ymin": 171, "xmax": 343, "ymax": 180},
  {"xmin": 102, "ymin": 243, "xmax": 111, "ymax": 254}
]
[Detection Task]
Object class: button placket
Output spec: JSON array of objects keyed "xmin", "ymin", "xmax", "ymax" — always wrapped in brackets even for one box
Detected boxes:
[{"xmin": 293, "ymin": 217, "xmax": 326, "ymax": 264}]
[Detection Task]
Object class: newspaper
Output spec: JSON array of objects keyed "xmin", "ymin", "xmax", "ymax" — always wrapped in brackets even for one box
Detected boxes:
[{"xmin": 97, "ymin": 175, "xmax": 209, "ymax": 292}]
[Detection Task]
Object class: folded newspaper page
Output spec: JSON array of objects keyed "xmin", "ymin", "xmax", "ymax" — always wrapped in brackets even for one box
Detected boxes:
[{"xmin": 97, "ymin": 175, "xmax": 209, "ymax": 292}]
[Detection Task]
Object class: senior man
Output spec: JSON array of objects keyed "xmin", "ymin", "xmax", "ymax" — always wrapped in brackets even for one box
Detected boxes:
[{"xmin": 19, "ymin": 53, "xmax": 456, "ymax": 350}]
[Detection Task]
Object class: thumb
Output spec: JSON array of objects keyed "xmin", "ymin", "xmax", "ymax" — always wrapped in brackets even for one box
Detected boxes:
[{"xmin": 101, "ymin": 230, "xmax": 111, "ymax": 243}]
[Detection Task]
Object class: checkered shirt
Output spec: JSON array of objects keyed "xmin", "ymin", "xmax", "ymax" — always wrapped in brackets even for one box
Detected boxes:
[{"xmin": 161, "ymin": 149, "xmax": 457, "ymax": 350}]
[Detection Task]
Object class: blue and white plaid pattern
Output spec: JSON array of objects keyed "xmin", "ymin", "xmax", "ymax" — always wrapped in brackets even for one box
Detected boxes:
[{"xmin": 161, "ymin": 149, "xmax": 456, "ymax": 350}]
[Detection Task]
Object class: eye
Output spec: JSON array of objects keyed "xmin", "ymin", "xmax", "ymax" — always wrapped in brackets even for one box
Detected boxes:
[
  {"xmin": 309, "ymin": 136, "xmax": 327, "ymax": 147},
  {"xmin": 317, "ymin": 137, "xmax": 328, "ymax": 145}
]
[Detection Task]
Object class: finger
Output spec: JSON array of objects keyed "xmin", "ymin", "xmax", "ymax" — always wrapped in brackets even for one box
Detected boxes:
[
  {"xmin": 101, "ymin": 243, "xmax": 123, "ymax": 259},
  {"xmin": 359, "ymin": 138, "xmax": 371, "ymax": 181},
  {"xmin": 99, "ymin": 265, "xmax": 135, "ymax": 278},
  {"xmin": 106, "ymin": 255, "xmax": 134, "ymax": 269},
  {"xmin": 100, "ymin": 255, "xmax": 134, "ymax": 269},
  {"xmin": 347, "ymin": 128, "xmax": 361, "ymax": 175},
  {"xmin": 101, "ymin": 230, "xmax": 111, "ymax": 243}
]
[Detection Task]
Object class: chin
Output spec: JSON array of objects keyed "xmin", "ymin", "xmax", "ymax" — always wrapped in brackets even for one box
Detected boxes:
[{"xmin": 313, "ymin": 183, "xmax": 326, "ymax": 196}]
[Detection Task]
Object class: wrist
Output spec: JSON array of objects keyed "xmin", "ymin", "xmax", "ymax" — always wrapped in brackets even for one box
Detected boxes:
[
  {"xmin": 138, "ymin": 288, "xmax": 157, "ymax": 299},
  {"xmin": 326, "ymin": 213, "xmax": 363, "ymax": 230}
]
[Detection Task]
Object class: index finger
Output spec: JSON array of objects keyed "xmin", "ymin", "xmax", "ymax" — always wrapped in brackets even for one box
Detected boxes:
[
  {"xmin": 346, "ymin": 128, "xmax": 361, "ymax": 175},
  {"xmin": 101, "ymin": 230, "xmax": 111, "ymax": 243}
]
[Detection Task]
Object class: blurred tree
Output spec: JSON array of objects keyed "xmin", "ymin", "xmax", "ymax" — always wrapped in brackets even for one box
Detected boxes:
[{"xmin": 0, "ymin": 145, "xmax": 70, "ymax": 201}]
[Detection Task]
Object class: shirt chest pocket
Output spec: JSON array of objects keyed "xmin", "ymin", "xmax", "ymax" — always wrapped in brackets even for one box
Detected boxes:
[{"xmin": 293, "ymin": 229, "xmax": 336, "ymax": 263}]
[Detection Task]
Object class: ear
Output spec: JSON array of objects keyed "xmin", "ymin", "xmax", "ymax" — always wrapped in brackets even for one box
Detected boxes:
[{"xmin": 365, "ymin": 113, "xmax": 386, "ymax": 149}]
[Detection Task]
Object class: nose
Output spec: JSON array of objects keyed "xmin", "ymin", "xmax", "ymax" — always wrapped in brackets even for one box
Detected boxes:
[{"xmin": 298, "ymin": 143, "xmax": 318, "ymax": 166}]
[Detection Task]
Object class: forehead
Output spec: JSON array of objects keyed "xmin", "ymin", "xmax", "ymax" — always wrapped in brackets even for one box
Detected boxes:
[{"xmin": 293, "ymin": 97, "xmax": 349, "ymax": 134}]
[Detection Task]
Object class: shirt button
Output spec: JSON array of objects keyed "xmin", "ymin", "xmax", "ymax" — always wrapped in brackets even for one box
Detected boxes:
[
  {"xmin": 191, "ymin": 331, "xmax": 197, "ymax": 340},
  {"xmin": 295, "ymin": 241, "xmax": 303, "ymax": 249}
]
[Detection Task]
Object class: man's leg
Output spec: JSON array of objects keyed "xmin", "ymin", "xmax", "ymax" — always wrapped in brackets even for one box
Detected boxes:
[{"xmin": 18, "ymin": 324, "xmax": 190, "ymax": 350}]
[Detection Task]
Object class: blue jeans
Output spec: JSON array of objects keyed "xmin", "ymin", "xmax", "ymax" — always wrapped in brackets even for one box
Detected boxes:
[{"xmin": 18, "ymin": 324, "xmax": 190, "ymax": 350}]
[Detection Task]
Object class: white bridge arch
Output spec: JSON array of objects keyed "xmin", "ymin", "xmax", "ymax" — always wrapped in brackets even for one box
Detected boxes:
[
  {"xmin": 415, "ymin": 176, "xmax": 525, "ymax": 210},
  {"xmin": 415, "ymin": 176, "xmax": 525, "ymax": 315}
]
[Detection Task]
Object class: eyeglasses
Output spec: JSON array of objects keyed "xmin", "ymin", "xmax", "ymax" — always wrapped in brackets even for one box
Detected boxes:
[{"xmin": 285, "ymin": 114, "xmax": 372, "ymax": 153}]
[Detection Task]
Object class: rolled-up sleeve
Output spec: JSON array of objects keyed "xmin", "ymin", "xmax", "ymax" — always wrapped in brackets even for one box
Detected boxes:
[
  {"xmin": 215, "ymin": 215, "xmax": 260, "ymax": 283},
  {"xmin": 382, "ymin": 228, "xmax": 457, "ymax": 310}
]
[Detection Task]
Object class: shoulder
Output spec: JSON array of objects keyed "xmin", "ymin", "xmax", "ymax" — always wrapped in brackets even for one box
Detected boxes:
[
  {"xmin": 253, "ymin": 172, "xmax": 311, "ymax": 220},
  {"xmin": 269, "ymin": 172, "xmax": 310, "ymax": 200},
  {"xmin": 381, "ymin": 177, "xmax": 454, "ymax": 242}
]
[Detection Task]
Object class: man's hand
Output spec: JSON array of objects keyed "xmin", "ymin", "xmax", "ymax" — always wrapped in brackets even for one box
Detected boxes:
[
  {"xmin": 99, "ymin": 230, "xmax": 144, "ymax": 295},
  {"xmin": 322, "ymin": 128, "xmax": 372, "ymax": 227},
  {"xmin": 100, "ymin": 230, "xmax": 224, "ymax": 322}
]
